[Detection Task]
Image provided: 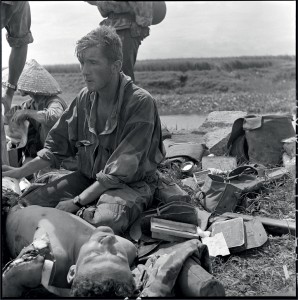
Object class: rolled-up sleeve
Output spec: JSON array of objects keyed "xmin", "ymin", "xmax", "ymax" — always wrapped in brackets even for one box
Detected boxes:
[
  {"xmin": 37, "ymin": 99, "xmax": 78, "ymax": 168},
  {"xmin": 39, "ymin": 100, "xmax": 65, "ymax": 127},
  {"xmin": 5, "ymin": 1, "xmax": 34, "ymax": 48}
]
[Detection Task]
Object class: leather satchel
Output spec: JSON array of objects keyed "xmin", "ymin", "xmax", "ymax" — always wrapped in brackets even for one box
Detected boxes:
[
  {"xmin": 154, "ymin": 172, "xmax": 191, "ymax": 204},
  {"xmin": 228, "ymin": 114, "xmax": 295, "ymax": 166},
  {"xmin": 200, "ymin": 165, "xmax": 264, "ymax": 215}
]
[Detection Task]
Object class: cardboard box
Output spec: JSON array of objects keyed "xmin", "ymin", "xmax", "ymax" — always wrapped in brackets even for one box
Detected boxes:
[{"xmin": 211, "ymin": 217, "xmax": 245, "ymax": 252}]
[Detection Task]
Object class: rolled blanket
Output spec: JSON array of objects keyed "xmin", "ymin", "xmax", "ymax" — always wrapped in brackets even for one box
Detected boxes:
[{"xmin": 140, "ymin": 239, "xmax": 225, "ymax": 297}]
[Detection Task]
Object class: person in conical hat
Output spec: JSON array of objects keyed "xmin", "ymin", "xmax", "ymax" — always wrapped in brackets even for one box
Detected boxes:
[{"xmin": 7, "ymin": 59, "xmax": 68, "ymax": 160}]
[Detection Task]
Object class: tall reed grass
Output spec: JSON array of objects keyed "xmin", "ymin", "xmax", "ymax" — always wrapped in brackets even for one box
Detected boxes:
[{"xmin": 42, "ymin": 55, "xmax": 294, "ymax": 73}]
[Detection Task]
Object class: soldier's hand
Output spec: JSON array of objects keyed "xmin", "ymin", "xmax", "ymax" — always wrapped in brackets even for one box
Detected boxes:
[{"xmin": 56, "ymin": 199, "xmax": 80, "ymax": 213}]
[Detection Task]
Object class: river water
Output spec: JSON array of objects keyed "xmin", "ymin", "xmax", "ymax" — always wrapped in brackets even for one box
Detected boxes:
[
  {"xmin": 160, "ymin": 113, "xmax": 296, "ymax": 131},
  {"xmin": 160, "ymin": 114, "xmax": 206, "ymax": 130}
]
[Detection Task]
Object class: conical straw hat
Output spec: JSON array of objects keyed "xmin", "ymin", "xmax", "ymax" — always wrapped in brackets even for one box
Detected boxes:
[{"xmin": 2, "ymin": 59, "xmax": 61, "ymax": 95}]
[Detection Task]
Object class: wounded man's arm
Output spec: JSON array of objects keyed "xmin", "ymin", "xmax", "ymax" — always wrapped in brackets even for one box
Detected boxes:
[
  {"xmin": 2, "ymin": 229, "xmax": 53, "ymax": 297},
  {"xmin": 2, "ymin": 254, "xmax": 45, "ymax": 297}
]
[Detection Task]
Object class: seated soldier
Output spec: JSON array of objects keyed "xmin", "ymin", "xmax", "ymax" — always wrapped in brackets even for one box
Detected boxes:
[
  {"xmin": 2, "ymin": 25, "xmax": 165, "ymax": 235},
  {"xmin": 2, "ymin": 205, "xmax": 225, "ymax": 298}
]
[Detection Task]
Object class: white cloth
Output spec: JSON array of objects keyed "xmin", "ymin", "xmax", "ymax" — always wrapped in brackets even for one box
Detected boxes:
[{"xmin": 41, "ymin": 260, "xmax": 70, "ymax": 297}]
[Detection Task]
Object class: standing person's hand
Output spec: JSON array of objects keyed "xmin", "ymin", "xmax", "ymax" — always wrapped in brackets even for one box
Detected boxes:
[
  {"xmin": 1, "ymin": 93, "xmax": 13, "ymax": 116},
  {"xmin": 55, "ymin": 199, "xmax": 80, "ymax": 213},
  {"xmin": 2, "ymin": 94, "xmax": 12, "ymax": 125}
]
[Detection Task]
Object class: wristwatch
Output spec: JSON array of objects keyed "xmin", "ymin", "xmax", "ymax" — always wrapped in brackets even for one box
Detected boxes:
[
  {"xmin": 4, "ymin": 82, "xmax": 17, "ymax": 91},
  {"xmin": 73, "ymin": 195, "xmax": 84, "ymax": 208}
]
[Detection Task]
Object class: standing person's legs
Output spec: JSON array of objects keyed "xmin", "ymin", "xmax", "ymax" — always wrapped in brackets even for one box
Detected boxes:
[
  {"xmin": 117, "ymin": 29, "xmax": 142, "ymax": 82},
  {"xmin": 19, "ymin": 171, "xmax": 94, "ymax": 208}
]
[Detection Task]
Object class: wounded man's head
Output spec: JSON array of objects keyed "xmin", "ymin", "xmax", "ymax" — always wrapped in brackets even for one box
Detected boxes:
[
  {"xmin": 70, "ymin": 274, "xmax": 136, "ymax": 297},
  {"xmin": 69, "ymin": 227, "xmax": 136, "ymax": 297}
]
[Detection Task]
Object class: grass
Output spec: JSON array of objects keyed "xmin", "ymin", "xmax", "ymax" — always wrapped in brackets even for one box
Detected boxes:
[
  {"xmin": 43, "ymin": 55, "xmax": 294, "ymax": 73},
  {"xmin": 212, "ymin": 176, "xmax": 296, "ymax": 297},
  {"xmin": 11, "ymin": 55, "xmax": 295, "ymax": 116},
  {"xmin": 158, "ymin": 164, "xmax": 296, "ymax": 297},
  {"xmin": 212, "ymin": 233, "xmax": 296, "ymax": 297}
]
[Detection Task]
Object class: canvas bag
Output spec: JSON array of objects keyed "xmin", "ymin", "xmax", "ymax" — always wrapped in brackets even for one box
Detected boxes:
[
  {"xmin": 200, "ymin": 174, "xmax": 242, "ymax": 215},
  {"xmin": 139, "ymin": 201, "xmax": 202, "ymax": 237},
  {"xmin": 200, "ymin": 165, "xmax": 264, "ymax": 215},
  {"xmin": 154, "ymin": 172, "xmax": 191, "ymax": 204},
  {"xmin": 152, "ymin": 2, "xmax": 167, "ymax": 25},
  {"xmin": 228, "ymin": 114, "xmax": 295, "ymax": 166}
]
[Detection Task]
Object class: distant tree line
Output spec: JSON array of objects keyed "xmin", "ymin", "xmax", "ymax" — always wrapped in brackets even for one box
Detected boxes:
[{"xmin": 43, "ymin": 55, "xmax": 295, "ymax": 73}]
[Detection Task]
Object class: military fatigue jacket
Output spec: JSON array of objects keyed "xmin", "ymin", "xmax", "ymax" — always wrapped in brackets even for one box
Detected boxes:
[{"xmin": 38, "ymin": 73, "xmax": 165, "ymax": 192}]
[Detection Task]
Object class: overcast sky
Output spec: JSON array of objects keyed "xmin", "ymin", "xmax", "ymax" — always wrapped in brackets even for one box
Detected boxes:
[{"xmin": 1, "ymin": 1, "xmax": 296, "ymax": 67}]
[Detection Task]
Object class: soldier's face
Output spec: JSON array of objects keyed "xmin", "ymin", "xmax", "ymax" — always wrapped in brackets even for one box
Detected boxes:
[{"xmin": 79, "ymin": 46, "xmax": 114, "ymax": 92}]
